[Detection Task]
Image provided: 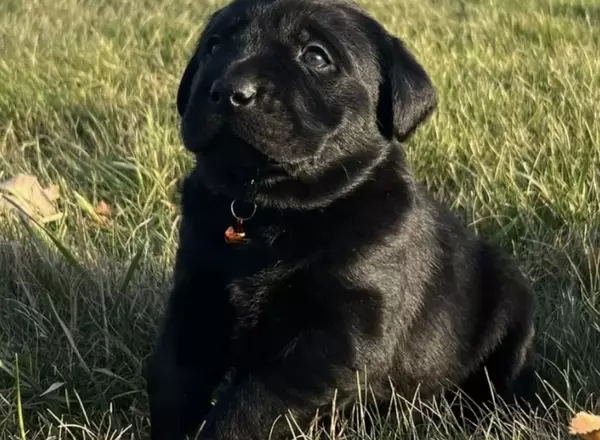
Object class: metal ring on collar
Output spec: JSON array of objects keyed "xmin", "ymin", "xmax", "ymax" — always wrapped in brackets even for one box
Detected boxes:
[{"xmin": 230, "ymin": 200, "xmax": 257, "ymax": 221}]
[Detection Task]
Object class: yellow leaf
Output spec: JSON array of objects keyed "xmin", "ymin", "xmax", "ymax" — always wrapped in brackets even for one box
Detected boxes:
[
  {"xmin": 0, "ymin": 174, "xmax": 61, "ymax": 223},
  {"xmin": 570, "ymin": 412, "xmax": 600, "ymax": 440}
]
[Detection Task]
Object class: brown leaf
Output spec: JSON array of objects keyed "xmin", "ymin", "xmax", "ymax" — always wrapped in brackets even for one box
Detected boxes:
[
  {"xmin": 44, "ymin": 184, "xmax": 60, "ymax": 202},
  {"xmin": 0, "ymin": 174, "xmax": 61, "ymax": 223},
  {"xmin": 569, "ymin": 412, "xmax": 600, "ymax": 440},
  {"xmin": 94, "ymin": 200, "xmax": 112, "ymax": 217}
]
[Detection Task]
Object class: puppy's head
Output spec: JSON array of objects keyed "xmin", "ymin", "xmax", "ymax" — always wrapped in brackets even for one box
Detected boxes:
[{"xmin": 177, "ymin": 0, "xmax": 436, "ymax": 208}]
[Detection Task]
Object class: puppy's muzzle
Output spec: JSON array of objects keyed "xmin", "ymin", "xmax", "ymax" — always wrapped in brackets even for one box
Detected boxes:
[{"xmin": 209, "ymin": 78, "xmax": 258, "ymax": 108}]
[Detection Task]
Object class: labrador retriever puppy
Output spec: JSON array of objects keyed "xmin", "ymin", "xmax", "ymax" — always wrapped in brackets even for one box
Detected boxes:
[{"xmin": 145, "ymin": 0, "xmax": 536, "ymax": 438}]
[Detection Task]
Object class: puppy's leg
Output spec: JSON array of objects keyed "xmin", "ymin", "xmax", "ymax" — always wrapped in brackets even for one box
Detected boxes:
[
  {"xmin": 458, "ymin": 322, "xmax": 537, "ymax": 418},
  {"xmin": 146, "ymin": 340, "xmax": 215, "ymax": 440},
  {"xmin": 146, "ymin": 275, "xmax": 234, "ymax": 440},
  {"xmin": 507, "ymin": 336, "xmax": 537, "ymax": 407},
  {"xmin": 197, "ymin": 331, "xmax": 357, "ymax": 440}
]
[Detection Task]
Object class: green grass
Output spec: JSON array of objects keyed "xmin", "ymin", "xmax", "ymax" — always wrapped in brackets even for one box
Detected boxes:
[{"xmin": 0, "ymin": 0, "xmax": 599, "ymax": 438}]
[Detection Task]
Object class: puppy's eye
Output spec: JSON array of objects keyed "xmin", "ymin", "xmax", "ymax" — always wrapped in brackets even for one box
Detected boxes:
[
  {"xmin": 301, "ymin": 45, "xmax": 332, "ymax": 69},
  {"xmin": 205, "ymin": 36, "xmax": 222, "ymax": 55}
]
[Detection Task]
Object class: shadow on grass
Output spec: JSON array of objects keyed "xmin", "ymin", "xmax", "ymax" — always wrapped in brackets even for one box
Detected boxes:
[
  {"xmin": 0, "ymin": 175, "xmax": 598, "ymax": 438},
  {"xmin": 0, "ymin": 229, "xmax": 166, "ymax": 437},
  {"xmin": 551, "ymin": 2, "xmax": 600, "ymax": 27}
]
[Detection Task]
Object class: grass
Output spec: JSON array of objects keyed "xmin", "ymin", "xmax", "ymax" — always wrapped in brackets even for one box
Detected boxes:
[{"xmin": 0, "ymin": 0, "xmax": 599, "ymax": 438}]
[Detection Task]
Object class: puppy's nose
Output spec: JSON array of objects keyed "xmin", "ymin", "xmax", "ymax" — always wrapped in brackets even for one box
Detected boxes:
[
  {"xmin": 230, "ymin": 82, "xmax": 257, "ymax": 107},
  {"xmin": 209, "ymin": 79, "xmax": 257, "ymax": 108}
]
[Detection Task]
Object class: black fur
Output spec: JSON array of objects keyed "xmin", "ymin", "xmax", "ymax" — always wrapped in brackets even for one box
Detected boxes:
[{"xmin": 146, "ymin": 0, "xmax": 536, "ymax": 438}]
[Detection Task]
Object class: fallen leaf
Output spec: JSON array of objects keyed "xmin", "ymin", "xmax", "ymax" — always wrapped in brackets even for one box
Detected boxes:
[
  {"xmin": 44, "ymin": 184, "xmax": 60, "ymax": 202},
  {"xmin": 569, "ymin": 412, "xmax": 600, "ymax": 440},
  {"xmin": 0, "ymin": 174, "xmax": 62, "ymax": 223},
  {"xmin": 94, "ymin": 200, "xmax": 112, "ymax": 217}
]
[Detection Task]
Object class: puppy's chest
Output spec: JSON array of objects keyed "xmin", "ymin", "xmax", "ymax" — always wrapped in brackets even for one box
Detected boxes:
[
  {"xmin": 226, "ymin": 261, "xmax": 298, "ymax": 353},
  {"xmin": 220, "ymin": 242, "xmax": 288, "ymax": 311},
  {"xmin": 193, "ymin": 211, "xmax": 309, "ymax": 327}
]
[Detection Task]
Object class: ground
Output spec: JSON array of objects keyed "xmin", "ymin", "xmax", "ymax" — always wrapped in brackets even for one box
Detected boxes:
[{"xmin": 0, "ymin": 0, "xmax": 599, "ymax": 438}]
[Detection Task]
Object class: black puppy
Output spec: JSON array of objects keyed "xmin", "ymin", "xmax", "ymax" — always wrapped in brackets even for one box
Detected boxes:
[{"xmin": 145, "ymin": 0, "xmax": 536, "ymax": 438}]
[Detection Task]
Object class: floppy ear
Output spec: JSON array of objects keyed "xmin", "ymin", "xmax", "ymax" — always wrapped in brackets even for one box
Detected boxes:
[
  {"xmin": 176, "ymin": 11, "xmax": 223, "ymax": 117},
  {"xmin": 176, "ymin": 54, "xmax": 200, "ymax": 117},
  {"xmin": 378, "ymin": 34, "xmax": 437, "ymax": 142}
]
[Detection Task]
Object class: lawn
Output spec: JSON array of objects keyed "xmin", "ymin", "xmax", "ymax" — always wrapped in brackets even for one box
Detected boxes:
[{"xmin": 0, "ymin": 0, "xmax": 599, "ymax": 438}]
